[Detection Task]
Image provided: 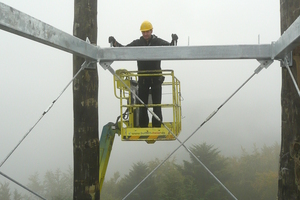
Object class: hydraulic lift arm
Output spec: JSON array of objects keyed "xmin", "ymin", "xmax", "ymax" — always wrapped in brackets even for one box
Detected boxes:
[{"xmin": 99, "ymin": 122, "xmax": 120, "ymax": 192}]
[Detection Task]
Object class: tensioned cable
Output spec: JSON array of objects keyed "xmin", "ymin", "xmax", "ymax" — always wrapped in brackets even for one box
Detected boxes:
[
  {"xmin": 106, "ymin": 60, "xmax": 272, "ymax": 200},
  {"xmin": 0, "ymin": 171, "xmax": 46, "ymax": 200},
  {"xmin": 0, "ymin": 65, "xmax": 85, "ymax": 168},
  {"xmin": 0, "ymin": 62, "xmax": 87, "ymax": 199},
  {"xmin": 283, "ymin": 59, "xmax": 300, "ymax": 97},
  {"xmin": 103, "ymin": 64, "xmax": 262, "ymax": 200}
]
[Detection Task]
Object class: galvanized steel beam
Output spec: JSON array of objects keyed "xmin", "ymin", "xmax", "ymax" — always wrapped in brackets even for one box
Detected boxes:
[
  {"xmin": 0, "ymin": 2, "xmax": 98, "ymax": 61},
  {"xmin": 98, "ymin": 45, "xmax": 272, "ymax": 61},
  {"xmin": 0, "ymin": 2, "xmax": 300, "ymax": 62},
  {"xmin": 273, "ymin": 15, "xmax": 300, "ymax": 60}
]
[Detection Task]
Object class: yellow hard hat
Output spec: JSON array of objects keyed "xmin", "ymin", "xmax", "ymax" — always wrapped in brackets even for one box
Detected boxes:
[{"xmin": 140, "ymin": 21, "xmax": 153, "ymax": 31}]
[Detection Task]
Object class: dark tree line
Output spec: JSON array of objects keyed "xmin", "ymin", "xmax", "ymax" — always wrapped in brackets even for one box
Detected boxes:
[
  {"xmin": 101, "ymin": 142, "xmax": 280, "ymax": 200},
  {"xmin": 0, "ymin": 142, "xmax": 279, "ymax": 200},
  {"xmin": 0, "ymin": 167, "xmax": 73, "ymax": 200}
]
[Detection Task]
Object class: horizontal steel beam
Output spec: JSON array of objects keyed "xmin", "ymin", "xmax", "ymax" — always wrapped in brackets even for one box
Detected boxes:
[
  {"xmin": 0, "ymin": 2, "xmax": 273, "ymax": 62},
  {"xmin": 98, "ymin": 45, "xmax": 272, "ymax": 61},
  {"xmin": 0, "ymin": 2, "xmax": 98, "ymax": 61},
  {"xmin": 273, "ymin": 15, "xmax": 300, "ymax": 60},
  {"xmin": 1, "ymin": 2, "xmax": 300, "ymax": 62}
]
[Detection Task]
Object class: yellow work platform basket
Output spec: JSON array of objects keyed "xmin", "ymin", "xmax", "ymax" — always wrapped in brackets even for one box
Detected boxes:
[{"xmin": 114, "ymin": 69, "xmax": 182, "ymax": 144}]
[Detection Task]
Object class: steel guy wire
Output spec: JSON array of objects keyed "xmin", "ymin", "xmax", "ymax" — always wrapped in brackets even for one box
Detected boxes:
[
  {"xmin": 111, "ymin": 61, "xmax": 271, "ymax": 200},
  {"xmin": 0, "ymin": 171, "xmax": 46, "ymax": 200},
  {"xmin": 123, "ymin": 112, "xmax": 238, "ymax": 199},
  {"xmin": 283, "ymin": 59, "xmax": 300, "ymax": 97},
  {"xmin": 0, "ymin": 65, "xmax": 85, "ymax": 168},
  {"xmin": 103, "ymin": 64, "xmax": 240, "ymax": 200},
  {"xmin": 105, "ymin": 66, "xmax": 161, "ymax": 123},
  {"xmin": 0, "ymin": 63, "xmax": 87, "ymax": 200}
]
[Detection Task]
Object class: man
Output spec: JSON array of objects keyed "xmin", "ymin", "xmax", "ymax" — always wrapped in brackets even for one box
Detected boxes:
[{"xmin": 109, "ymin": 20, "xmax": 178, "ymax": 128}]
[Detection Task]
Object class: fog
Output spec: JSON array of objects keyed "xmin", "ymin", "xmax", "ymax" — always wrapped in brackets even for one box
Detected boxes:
[{"xmin": 0, "ymin": 0, "xmax": 280, "ymax": 190}]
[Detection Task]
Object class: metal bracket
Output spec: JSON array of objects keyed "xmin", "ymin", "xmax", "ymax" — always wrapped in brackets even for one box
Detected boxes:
[
  {"xmin": 81, "ymin": 37, "xmax": 97, "ymax": 70},
  {"xmin": 284, "ymin": 51, "xmax": 293, "ymax": 67},
  {"xmin": 280, "ymin": 52, "xmax": 293, "ymax": 68},
  {"xmin": 254, "ymin": 59, "xmax": 274, "ymax": 74}
]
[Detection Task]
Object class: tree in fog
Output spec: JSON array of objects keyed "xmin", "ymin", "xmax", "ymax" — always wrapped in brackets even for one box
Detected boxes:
[
  {"xmin": 100, "ymin": 172, "xmax": 121, "ymax": 200},
  {"xmin": 117, "ymin": 161, "xmax": 156, "ymax": 200},
  {"xmin": 227, "ymin": 143, "xmax": 279, "ymax": 200},
  {"xmin": 43, "ymin": 168, "xmax": 72, "ymax": 199},
  {"xmin": 13, "ymin": 189, "xmax": 22, "ymax": 200},
  {"xmin": 179, "ymin": 143, "xmax": 231, "ymax": 200},
  {"xmin": 148, "ymin": 158, "xmax": 185, "ymax": 200},
  {"xmin": 23, "ymin": 168, "xmax": 73, "ymax": 200},
  {"xmin": 0, "ymin": 182, "xmax": 11, "ymax": 200},
  {"xmin": 27, "ymin": 172, "xmax": 44, "ymax": 197}
]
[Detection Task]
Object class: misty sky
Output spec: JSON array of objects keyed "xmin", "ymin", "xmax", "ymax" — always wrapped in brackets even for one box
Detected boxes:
[{"xmin": 0, "ymin": 0, "xmax": 281, "ymax": 191}]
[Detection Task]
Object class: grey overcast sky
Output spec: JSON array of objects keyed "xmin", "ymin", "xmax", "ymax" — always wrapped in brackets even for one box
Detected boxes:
[{"xmin": 0, "ymin": 0, "xmax": 281, "ymax": 187}]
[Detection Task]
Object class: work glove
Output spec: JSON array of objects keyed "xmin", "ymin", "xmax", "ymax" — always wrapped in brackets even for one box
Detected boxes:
[{"xmin": 108, "ymin": 36, "xmax": 116, "ymax": 46}]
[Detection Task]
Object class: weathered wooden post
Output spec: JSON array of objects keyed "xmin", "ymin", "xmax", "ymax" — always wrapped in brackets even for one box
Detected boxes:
[
  {"xmin": 278, "ymin": 0, "xmax": 300, "ymax": 199},
  {"xmin": 73, "ymin": 1, "xmax": 99, "ymax": 199}
]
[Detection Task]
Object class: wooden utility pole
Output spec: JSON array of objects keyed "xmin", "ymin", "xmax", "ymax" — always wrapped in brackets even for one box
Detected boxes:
[
  {"xmin": 278, "ymin": 0, "xmax": 300, "ymax": 199},
  {"xmin": 73, "ymin": 0, "xmax": 99, "ymax": 199}
]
